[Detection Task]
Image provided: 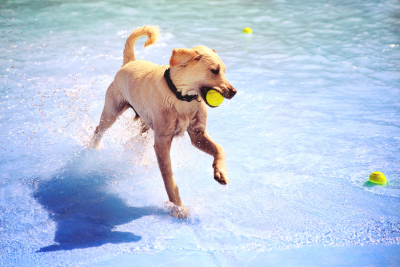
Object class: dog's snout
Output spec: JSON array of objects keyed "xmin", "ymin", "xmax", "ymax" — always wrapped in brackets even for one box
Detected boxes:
[
  {"xmin": 221, "ymin": 86, "xmax": 237, "ymax": 99},
  {"xmin": 228, "ymin": 87, "xmax": 237, "ymax": 98}
]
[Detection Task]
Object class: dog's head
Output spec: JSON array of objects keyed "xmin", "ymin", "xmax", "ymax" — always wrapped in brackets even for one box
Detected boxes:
[{"xmin": 169, "ymin": 46, "xmax": 236, "ymax": 107}]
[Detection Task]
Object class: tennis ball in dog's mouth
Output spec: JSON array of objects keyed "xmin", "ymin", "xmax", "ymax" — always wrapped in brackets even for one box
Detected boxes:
[
  {"xmin": 242, "ymin": 27, "xmax": 252, "ymax": 34},
  {"xmin": 368, "ymin": 171, "xmax": 387, "ymax": 185},
  {"xmin": 206, "ymin": 89, "xmax": 224, "ymax": 107}
]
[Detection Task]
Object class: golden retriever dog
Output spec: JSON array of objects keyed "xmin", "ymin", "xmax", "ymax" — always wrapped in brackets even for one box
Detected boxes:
[{"xmin": 90, "ymin": 25, "xmax": 236, "ymax": 218}]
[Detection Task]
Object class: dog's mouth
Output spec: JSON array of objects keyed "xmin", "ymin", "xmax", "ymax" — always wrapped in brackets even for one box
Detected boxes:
[
  {"xmin": 201, "ymin": 87, "xmax": 220, "ymax": 108},
  {"xmin": 200, "ymin": 87, "xmax": 236, "ymax": 108}
]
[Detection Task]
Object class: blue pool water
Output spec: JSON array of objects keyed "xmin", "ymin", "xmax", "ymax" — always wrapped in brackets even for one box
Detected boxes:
[{"xmin": 1, "ymin": 0, "xmax": 399, "ymax": 266}]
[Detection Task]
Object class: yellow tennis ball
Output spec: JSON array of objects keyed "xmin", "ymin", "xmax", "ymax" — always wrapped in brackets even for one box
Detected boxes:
[
  {"xmin": 206, "ymin": 89, "xmax": 224, "ymax": 107},
  {"xmin": 368, "ymin": 171, "xmax": 387, "ymax": 185},
  {"xmin": 242, "ymin": 27, "xmax": 252, "ymax": 34}
]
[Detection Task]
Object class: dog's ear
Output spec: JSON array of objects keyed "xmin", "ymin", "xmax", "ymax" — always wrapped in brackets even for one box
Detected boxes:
[{"xmin": 170, "ymin": 48, "xmax": 202, "ymax": 67}]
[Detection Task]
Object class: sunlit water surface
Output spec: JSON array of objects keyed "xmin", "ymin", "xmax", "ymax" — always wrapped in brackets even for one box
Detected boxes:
[{"xmin": 1, "ymin": 0, "xmax": 399, "ymax": 266}]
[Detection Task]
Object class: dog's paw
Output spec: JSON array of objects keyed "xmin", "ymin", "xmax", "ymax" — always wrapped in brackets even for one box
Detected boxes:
[
  {"xmin": 88, "ymin": 138, "xmax": 102, "ymax": 150},
  {"xmin": 164, "ymin": 201, "xmax": 190, "ymax": 219},
  {"xmin": 213, "ymin": 159, "xmax": 229, "ymax": 185},
  {"xmin": 171, "ymin": 206, "xmax": 190, "ymax": 219}
]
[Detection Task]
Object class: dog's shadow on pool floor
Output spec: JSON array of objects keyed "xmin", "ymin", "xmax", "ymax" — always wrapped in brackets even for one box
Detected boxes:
[{"xmin": 33, "ymin": 159, "xmax": 166, "ymax": 252}]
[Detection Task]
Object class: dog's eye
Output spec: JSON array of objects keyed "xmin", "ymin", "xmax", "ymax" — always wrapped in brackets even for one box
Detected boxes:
[{"xmin": 211, "ymin": 69, "xmax": 219, "ymax": 75}]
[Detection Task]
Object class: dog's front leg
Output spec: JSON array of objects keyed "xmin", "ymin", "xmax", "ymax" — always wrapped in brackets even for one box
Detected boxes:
[
  {"xmin": 188, "ymin": 128, "xmax": 228, "ymax": 185},
  {"xmin": 154, "ymin": 134, "xmax": 189, "ymax": 218}
]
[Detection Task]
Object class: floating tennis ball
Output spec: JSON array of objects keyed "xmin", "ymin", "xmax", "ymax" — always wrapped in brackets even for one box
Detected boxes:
[
  {"xmin": 368, "ymin": 171, "xmax": 387, "ymax": 185},
  {"xmin": 242, "ymin": 27, "xmax": 252, "ymax": 34},
  {"xmin": 206, "ymin": 89, "xmax": 224, "ymax": 107}
]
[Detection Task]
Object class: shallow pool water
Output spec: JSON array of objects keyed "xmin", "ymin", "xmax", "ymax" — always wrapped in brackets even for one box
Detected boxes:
[{"xmin": 1, "ymin": 0, "xmax": 399, "ymax": 266}]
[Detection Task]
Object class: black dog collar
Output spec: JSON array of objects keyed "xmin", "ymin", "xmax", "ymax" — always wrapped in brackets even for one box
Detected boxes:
[{"xmin": 164, "ymin": 68, "xmax": 200, "ymax": 102}]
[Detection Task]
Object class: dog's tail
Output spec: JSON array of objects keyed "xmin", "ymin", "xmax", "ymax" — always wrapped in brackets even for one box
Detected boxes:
[{"xmin": 122, "ymin": 25, "xmax": 160, "ymax": 67}]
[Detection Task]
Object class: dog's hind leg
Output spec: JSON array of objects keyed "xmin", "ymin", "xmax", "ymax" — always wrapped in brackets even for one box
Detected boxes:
[{"xmin": 90, "ymin": 83, "xmax": 128, "ymax": 148}]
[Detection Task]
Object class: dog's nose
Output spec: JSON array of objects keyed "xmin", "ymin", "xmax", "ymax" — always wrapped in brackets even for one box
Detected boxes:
[{"xmin": 228, "ymin": 87, "xmax": 237, "ymax": 99}]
